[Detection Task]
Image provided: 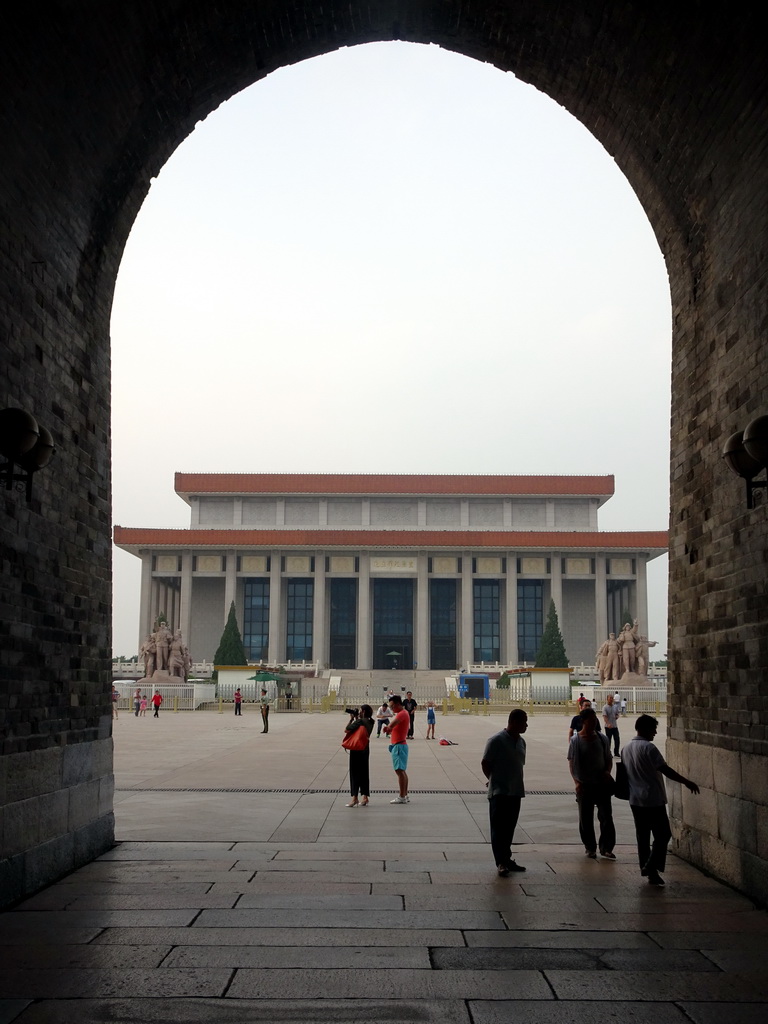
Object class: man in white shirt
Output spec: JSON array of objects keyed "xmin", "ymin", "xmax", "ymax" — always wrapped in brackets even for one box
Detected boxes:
[{"xmin": 621, "ymin": 714, "xmax": 699, "ymax": 886}]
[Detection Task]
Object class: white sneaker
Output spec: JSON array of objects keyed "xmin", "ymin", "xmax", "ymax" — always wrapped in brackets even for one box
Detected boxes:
[{"xmin": 390, "ymin": 796, "xmax": 407, "ymax": 804}]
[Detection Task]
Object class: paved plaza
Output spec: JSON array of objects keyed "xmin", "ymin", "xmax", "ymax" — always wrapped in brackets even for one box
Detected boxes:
[{"xmin": 1, "ymin": 708, "xmax": 767, "ymax": 1022}]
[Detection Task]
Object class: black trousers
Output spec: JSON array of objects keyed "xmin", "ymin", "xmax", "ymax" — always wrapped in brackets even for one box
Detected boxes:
[
  {"xmin": 630, "ymin": 804, "xmax": 672, "ymax": 874},
  {"xmin": 260, "ymin": 705, "xmax": 269, "ymax": 732},
  {"xmin": 576, "ymin": 782, "xmax": 616, "ymax": 854},
  {"xmin": 349, "ymin": 748, "xmax": 370, "ymax": 798},
  {"xmin": 605, "ymin": 726, "xmax": 620, "ymax": 755},
  {"xmin": 489, "ymin": 795, "xmax": 522, "ymax": 868},
  {"xmin": 234, "ymin": 703, "xmax": 241, "ymax": 715}
]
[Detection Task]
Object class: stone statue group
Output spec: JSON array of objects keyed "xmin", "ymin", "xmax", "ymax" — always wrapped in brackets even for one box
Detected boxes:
[
  {"xmin": 596, "ymin": 619, "xmax": 657, "ymax": 682},
  {"xmin": 140, "ymin": 622, "xmax": 192, "ymax": 681}
]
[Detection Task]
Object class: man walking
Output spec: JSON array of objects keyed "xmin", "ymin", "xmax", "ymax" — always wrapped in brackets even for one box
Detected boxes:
[
  {"xmin": 621, "ymin": 714, "xmax": 700, "ymax": 886},
  {"xmin": 151, "ymin": 690, "xmax": 162, "ymax": 718},
  {"xmin": 602, "ymin": 693, "xmax": 621, "ymax": 756},
  {"xmin": 259, "ymin": 688, "xmax": 270, "ymax": 733},
  {"xmin": 481, "ymin": 708, "xmax": 528, "ymax": 876},
  {"xmin": 403, "ymin": 691, "xmax": 417, "ymax": 739},
  {"xmin": 568, "ymin": 708, "xmax": 616, "ymax": 859},
  {"xmin": 383, "ymin": 694, "xmax": 410, "ymax": 803}
]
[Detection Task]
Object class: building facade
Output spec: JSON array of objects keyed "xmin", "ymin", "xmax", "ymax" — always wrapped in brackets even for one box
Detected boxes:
[{"xmin": 114, "ymin": 473, "xmax": 667, "ymax": 670}]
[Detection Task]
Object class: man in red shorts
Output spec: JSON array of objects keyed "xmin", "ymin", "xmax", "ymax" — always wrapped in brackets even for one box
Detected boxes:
[{"xmin": 383, "ymin": 694, "xmax": 411, "ymax": 804}]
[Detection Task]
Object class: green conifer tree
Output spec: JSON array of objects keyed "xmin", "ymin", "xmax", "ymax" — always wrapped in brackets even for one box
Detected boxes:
[
  {"xmin": 534, "ymin": 599, "xmax": 569, "ymax": 668},
  {"xmin": 213, "ymin": 602, "xmax": 247, "ymax": 667}
]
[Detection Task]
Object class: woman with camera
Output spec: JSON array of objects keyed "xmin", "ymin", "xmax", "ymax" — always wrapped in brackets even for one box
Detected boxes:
[{"xmin": 344, "ymin": 704, "xmax": 374, "ymax": 807}]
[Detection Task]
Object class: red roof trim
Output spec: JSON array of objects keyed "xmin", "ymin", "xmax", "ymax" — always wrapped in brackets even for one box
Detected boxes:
[
  {"xmin": 174, "ymin": 472, "xmax": 615, "ymax": 497},
  {"xmin": 114, "ymin": 526, "xmax": 667, "ymax": 551}
]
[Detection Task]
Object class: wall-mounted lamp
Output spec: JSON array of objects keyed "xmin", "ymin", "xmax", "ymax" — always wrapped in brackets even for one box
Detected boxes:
[
  {"xmin": 723, "ymin": 414, "xmax": 768, "ymax": 509},
  {"xmin": 0, "ymin": 408, "xmax": 56, "ymax": 503}
]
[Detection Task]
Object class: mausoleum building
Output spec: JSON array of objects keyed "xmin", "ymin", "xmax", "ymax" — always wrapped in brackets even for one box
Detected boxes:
[{"xmin": 114, "ymin": 473, "xmax": 667, "ymax": 669}]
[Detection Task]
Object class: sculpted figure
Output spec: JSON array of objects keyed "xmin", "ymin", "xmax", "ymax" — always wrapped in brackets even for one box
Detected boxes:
[
  {"xmin": 618, "ymin": 621, "xmax": 639, "ymax": 676},
  {"xmin": 154, "ymin": 622, "xmax": 172, "ymax": 672},
  {"xmin": 140, "ymin": 635, "xmax": 156, "ymax": 679},
  {"xmin": 595, "ymin": 646, "xmax": 607, "ymax": 683},
  {"xmin": 597, "ymin": 633, "xmax": 621, "ymax": 682},
  {"xmin": 168, "ymin": 631, "xmax": 186, "ymax": 679},
  {"xmin": 635, "ymin": 635, "xmax": 658, "ymax": 677}
]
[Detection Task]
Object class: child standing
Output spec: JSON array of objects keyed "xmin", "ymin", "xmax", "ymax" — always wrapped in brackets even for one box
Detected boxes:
[
  {"xmin": 426, "ymin": 700, "xmax": 436, "ymax": 739},
  {"xmin": 139, "ymin": 693, "xmax": 148, "ymax": 717}
]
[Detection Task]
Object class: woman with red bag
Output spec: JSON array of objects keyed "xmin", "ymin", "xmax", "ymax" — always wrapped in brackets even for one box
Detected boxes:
[{"xmin": 343, "ymin": 705, "xmax": 374, "ymax": 807}]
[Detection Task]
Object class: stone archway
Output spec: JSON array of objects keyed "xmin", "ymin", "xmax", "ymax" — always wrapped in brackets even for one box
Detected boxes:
[{"xmin": 1, "ymin": 2, "xmax": 766, "ymax": 906}]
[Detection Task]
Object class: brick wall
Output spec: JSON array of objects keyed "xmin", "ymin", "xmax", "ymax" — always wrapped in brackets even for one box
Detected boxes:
[{"xmin": 1, "ymin": 1, "xmax": 766, "ymax": 904}]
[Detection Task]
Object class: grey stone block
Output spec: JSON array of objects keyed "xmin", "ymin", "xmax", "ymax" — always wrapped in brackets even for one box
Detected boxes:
[
  {"xmin": 0, "ymin": 1000, "xmax": 32, "ymax": 1024},
  {"xmin": 470, "ymin": 1001, "xmax": 691, "ymax": 1024},
  {"xmin": 1, "ymin": 944, "xmax": 171, "ymax": 969},
  {"xmin": 432, "ymin": 947, "xmax": 603, "ymax": 971},
  {"xmin": 195, "ymin": 908, "xmax": 504, "ymax": 929},
  {"xmin": 546, "ymin": 970, "xmax": 768, "ymax": 1001},
  {"xmin": 163, "ymin": 944, "xmax": 430, "ymax": 969},
  {"xmin": 677, "ymin": 1004, "xmax": 768, "ymax": 1024},
  {"xmin": 651, "ymin": 932, "xmax": 768, "ymax": 950},
  {"xmin": 92, "ymin": 926, "xmax": 466, "ymax": 947},
  {"xmin": 1, "ymin": 998, "xmax": 474, "ymax": 1024},
  {"xmin": 235, "ymin": 893, "xmax": 401, "ymax": 910},
  {"xmin": 465, "ymin": 930, "xmax": 659, "ymax": 949},
  {"xmin": 226, "ymin": 968, "xmax": 553, "ymax": 1000},
  {"xmin": 0, "ymin": 969, "xmax": 231, "ymax": 999}
]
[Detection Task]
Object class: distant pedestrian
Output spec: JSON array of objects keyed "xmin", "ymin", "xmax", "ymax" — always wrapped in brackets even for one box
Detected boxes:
[
  {"xmin": 151, "ymin": 690, "xmax": 162, "ymax": 718},
  {"xmin": 375, "ymin": 701, "xmax": 393, "ymax": 737},
  {"xmin": 259, "ymin": 688, "xmax": 270, "ymax": 733},
  {"xmin": 568, "ymin": 701, "xmax": 602, "ymax": 740},
  {"xmin": 425, "ymin": 700, "xmax": 436, "ymax": 740},
  {"xmin": 621, "ymin": 714, "xmax": 700, "ymax": 886},
  {"xmin": 139, "ymin": 694, "xmax": 148, "ymax": 717},
  {"xmin": 133, "ymin": 687, "xmax": 142, "ymax": 717},
  {"xmin": 602, "ymin": 694, "xmax": 621, "ymax": 756},
  {"xmin": 112, "ymin": 685, "xmax": 119, "ymax": 719},
  {"xmin": 568, "ymin": 708, "xmax": 616, "ymax": 859},
  {"xmin": 577, "ymin": 692, "xmax": 587, "ymax": 708},
  {"xmin": 481, "ymin": 708, "xmax": 528, "ymax": 876},
  {"xmin": 383, "ymin": 695, "xmax": 410, "ymax": 803},
  {"xmin": 234, "ymin": 688, "xmax": 242, "ymax": 715},
  {"xmin": 403, "ymin": 691, "xmax": 417, "ymax": 738}
]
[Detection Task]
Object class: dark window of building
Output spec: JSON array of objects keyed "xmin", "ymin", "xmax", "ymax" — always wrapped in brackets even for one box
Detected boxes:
[
  {"xmin": 517, "ymin": 580, "xmax": 543, "ymax": 662},
  {"xmin": 243, "ymin": 579, "xmax": 270, "ymax": 661},
  {"xmin": 329, "ymin": 578, "xmax": 357, "ymax": 669},
  {"xmin": 286, "ymin": 579, "xmax": 314, "ymax": 661},
  {"xmin": 372, "ymin": 578, "xmax": 414, "ymax": 669},
  {"xmin": 474, "ymin": 580, "xmax": 500, "ymax": 662},
  {"xmin": 430, "ymin": 579, "xmax": 457, "ymax": 669}
]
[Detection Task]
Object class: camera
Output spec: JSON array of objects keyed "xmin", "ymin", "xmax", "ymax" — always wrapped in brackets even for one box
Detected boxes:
[{"xmin": 344, "ymin": 707, "xmax": 359, "ymax": 717}]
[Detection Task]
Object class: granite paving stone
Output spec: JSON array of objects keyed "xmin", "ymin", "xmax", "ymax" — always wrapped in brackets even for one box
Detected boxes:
[
  {"xmin": 226, "ymin": 967, "xmax": 553, "ymax": 1000},
  {"xmin": 234, "ymin": 893, "xmax": 401, "ymax": 910},
  {"xmin": 677, "ymin": 1004, "xmax": 768, "ymax": 1024},
  {"xmin": 650, "ymin": 932, "xmax": 768, "ymax": 950},
  {"xmin": 0, "ymin": 945, "xmax": 171, "ymax": 969},
  {"xmin": 227, "ymin": 879, "xmax": 372, "ymax": 894},
  {"xmin": 194, "ymin": 907, "xmax": 504, "ymax": 929},
  {"xmin": 700, "ymin": 950, "xmax": 768, "ymax": 972},
  {"xmin": 469, "ymin": 1001, "xmax": 692, "ymax": 1024},
  {"xmin": 6, "ymin": 997, "xmax": 474, "ymax": 1024},
  {"xmin": 546, "ymin": 970, "xmax": 768, "ymax": 1001},
  {"xmin": 91, "ymin": 926, "xmax": 467, "ymax": 946},
  {"xmin": 464, "ymin": 929, "xmax": 660, "ymax": 948},
  {"xmin": 243, "ymin": 869, "xmax": 431, "ymax": 885},
  {"xmin": 432, "ymin": 947, "xmax": 605, "ymax": 971},
  {"xmin": 0, "ymin": 1002, "xmax": 31, "ymax": 1024},
  {"xmin": 162, "ymin": 944, "xmax": 430, "ymax": 968},
  {"xmin": 0, "ymin": 969, "xmax": 232, "ymax": 999},
  {"xmin": 0, "ymin": 909, "xmax": 198, "ymax": 930}
]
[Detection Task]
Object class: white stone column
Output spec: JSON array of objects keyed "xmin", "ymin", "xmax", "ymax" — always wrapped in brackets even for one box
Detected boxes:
[
  {"xmin": 595, "ymin": 555, "xmax": 607, "ymax": 652},
  {"xmin": 138, "ymin": 553, "xmax": 153, "ymax": 650},
  {"xmin": 313, "ymin": 554, "xmax": 326, "ymax": 669},
  {"xmin": 416, "ymin": 553, "xmax": 429, "ymax": 669},
  {"xmin": 224, "ymin": 549, "xmax": 237, "ymax": 613},
  {"xmin": 505, "ymin": 555, "xmax": 519, "ymax": 666},
  {"xmin": 461, "ymin": 552, "xmax": 473, "ymax": 669},
  {"xmin": 357, "ymin": 555, "xmax": 371, "ymax": 669},
  {"xmin": 179, "ymin": 553, "xmax": 193, "ymax": 644},
  {"xmin": 636, "ymin": 555, "xmax": 649, "ymax": 633},
  {"xmin": 268, "ymin": 554, "xmax": 282, "ymax": 663},
  {"xmin": 550, "ymin": 553, "xmax": 563, "ymax": 619}
]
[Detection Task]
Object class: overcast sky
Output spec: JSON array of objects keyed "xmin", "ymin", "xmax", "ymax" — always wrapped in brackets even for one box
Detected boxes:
[{"xmin": 111, "ymin": 41, "xmax": 672, "ymax": 660}]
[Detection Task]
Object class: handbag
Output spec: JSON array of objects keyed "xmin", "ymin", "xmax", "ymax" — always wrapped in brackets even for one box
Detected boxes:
[
  {"xmin": 614, "ymin": 760, "xmax": 630, "ymax": 800},
  {"xmin": 342, "ymin": 725, "xmax": 369, "ymax": 751}
]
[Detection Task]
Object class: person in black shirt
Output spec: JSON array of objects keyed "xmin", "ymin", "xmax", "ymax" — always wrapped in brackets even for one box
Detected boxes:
[{"xmin": 403, "ymin": 691, "xmax": 418, "ymax": 738}]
